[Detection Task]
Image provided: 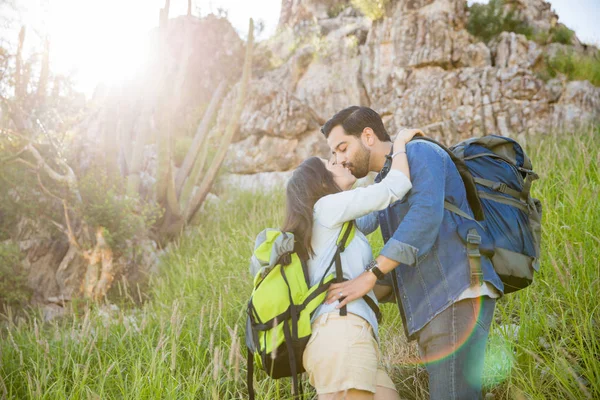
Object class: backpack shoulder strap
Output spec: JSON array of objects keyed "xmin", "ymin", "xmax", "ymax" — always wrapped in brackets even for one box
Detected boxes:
[
  {"xmin": 335, "ymin": 221, "xmax": 354, "ymax": 317},
  {"xmin": 411, "ymin": 137, "xmax": 485, "ymax": 221},
  {"xmin": 247, "ymin": 348, "xmax": 255, "ymax": 400}
]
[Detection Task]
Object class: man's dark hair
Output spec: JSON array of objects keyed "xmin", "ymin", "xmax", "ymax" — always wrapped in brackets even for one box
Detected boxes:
[{"xmin": 321, "ymin": 106, "xmax": 391, "ymax": 142}]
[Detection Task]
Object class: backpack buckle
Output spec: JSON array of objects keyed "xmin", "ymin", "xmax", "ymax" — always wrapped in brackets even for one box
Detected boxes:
[
  {"xmin": 470, "ymin": 271, "xmax": 484, "ymax": 285},
  {"xmin": 492, "ymin": 182, "xmax": 507, "ymax": 193},
  {"xmin": 466, "ymin": 230, "xmax": 481, "ymax": 258},
  {"xmin": 466, "ymin": 232, "xmax": 481, "ymax": 245}
]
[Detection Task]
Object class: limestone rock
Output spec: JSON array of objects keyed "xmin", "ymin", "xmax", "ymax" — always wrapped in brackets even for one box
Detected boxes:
[
  {"xmin": 491, "ymin": 32, "xmax": 542, "ymax": 69},
  {"xmin": 551, "ymin": 81, "xmax": 600, "ymax": 130},
  {"xmin": 223, "ymin": 79, "xmax": 320, "ymax": 141},
  {"xmin": 506, "ymin": 0, "xmax": 558, "ymax": 34},
  {"xmin": 295, "ymin": 17, "xmax": 371, "ymax": 120},
  {"xmin": 225, "ymin": 0, "xmax": 598, "ymax": 180},
  {"xmin": 225, "ymin": 135, "xmax": 300, "ymax": 173},
  {"xmin": 295, "ymin": 128, "xmax": 331, "ymax": 162},
  {"xmin": 361, "ymin": 0, "xmax": 469, "ymax": 106},
  {"xmin": 455, "ymin": 41, "xmax": 492, "ymax": 68},
  {"xmin": 279, "ymin": 0, "xmax": 350, "ymax": 27},
  {"xmin": 379, "ymin": 66, "xmax": 554, "ymax": 141}
]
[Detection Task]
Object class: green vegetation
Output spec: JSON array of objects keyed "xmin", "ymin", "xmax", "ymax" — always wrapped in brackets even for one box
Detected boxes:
[
  {"xmin": 467, "ymin": 0, "xmax": 533, "ymax": 43},
  {"xmin": 467, "ymin": 0, "xmax": 578, "ymax": 48},
  {"xmin": 541, "ymin": 50, "xmax": 600, "ymax": 87},
  {"xmin": 78, "ymin": 169, "xmax": 162, "ymax": 253},
  {"xmin": 550, "ymin": 25, "xmax": 575, "ymax": 45},
  {"xmin": 0, "ymin": 242, "xmax": 30, "ymax": 309},
  {"xmin": 327, "ymin": 2, "xmax": 348, "ymax": 18},
  {"xmin": 351, "ymin": 0, "xmax": 389, "ymax": 21},
  {"xmin": 1, "ymin": 129, "xmax": 599, "ymax": 399}
]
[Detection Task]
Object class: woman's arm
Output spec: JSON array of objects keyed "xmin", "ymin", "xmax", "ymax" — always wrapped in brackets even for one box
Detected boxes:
[
  {"xmin": 390, "ymin": 128, "xmax": 422, "ymax": 181},
  {"xmin": 314, "ymin": 129, "xmax": 423, "ymax": 229}
]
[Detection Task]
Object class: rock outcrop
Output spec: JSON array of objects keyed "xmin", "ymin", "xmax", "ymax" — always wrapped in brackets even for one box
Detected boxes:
[{"xmin": 216, "ymin": 0, "xmax": 599, "ymax": 183}]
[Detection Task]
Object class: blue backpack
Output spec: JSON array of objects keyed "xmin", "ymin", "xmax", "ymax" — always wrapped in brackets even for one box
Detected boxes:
[{"xmin": 420, "ymin": 135, "xmax": 542, "ymax": 293}]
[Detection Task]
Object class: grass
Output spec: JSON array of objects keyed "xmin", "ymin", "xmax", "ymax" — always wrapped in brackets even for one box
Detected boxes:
[
  {"xmin": 541, "ymin": 50, "xmax": 600, "ymax": 87},
  {"xmin": 466, "ymin": 0, "xmax": 533, "ymax": 44},
  {"xmin": 1, "ymin": 128, "xmax": 599, "ymax": 399}
]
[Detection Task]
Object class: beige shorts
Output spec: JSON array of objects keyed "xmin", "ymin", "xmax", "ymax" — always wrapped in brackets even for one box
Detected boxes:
[{"xmin": 302, "ymin": 312, "xmax": 397, "ymax": 395}]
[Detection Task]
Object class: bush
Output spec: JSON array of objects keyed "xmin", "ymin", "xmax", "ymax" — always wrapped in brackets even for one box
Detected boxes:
[
  {"xmin": 0, "ymin": 140, "xmax": 65, "ymax": 239},
  {"xmin": 543, "ymin": 50, "xmax": 600, "ymax": 86},
  {"xmin": 0, "ymin": 242, "xmax": 30, "ymax": 308},
  {"xmin": 79, "ymin": 170, "xmax": 162, "ymax": 253},
  {"xmin": 550, "ymin": 25, "xmax": 574, "ymax": 45},
  {"xmin": 467, "ymin": 0, "xmax": 533, "ymax": 43}
]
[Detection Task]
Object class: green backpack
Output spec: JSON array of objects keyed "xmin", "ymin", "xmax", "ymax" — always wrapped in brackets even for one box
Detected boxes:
[{"xmin": 245, "ymin": 221, "xmax": 381, "ymax": 399}]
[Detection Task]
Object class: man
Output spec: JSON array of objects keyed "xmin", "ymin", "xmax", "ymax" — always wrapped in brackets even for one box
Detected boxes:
[{"xmin": 321, "ymin": 106, "xmax": 503, "ymax": 399}]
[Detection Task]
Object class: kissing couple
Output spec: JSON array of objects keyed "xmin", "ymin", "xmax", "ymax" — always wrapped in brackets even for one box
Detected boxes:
[{"xmin": 281, "ymin": 106, "xmax": 502, "ymax": 400}]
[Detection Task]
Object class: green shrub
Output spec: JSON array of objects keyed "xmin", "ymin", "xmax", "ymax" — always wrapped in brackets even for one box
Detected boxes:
[
  {"xmin": 79, "ymin": 170, "xmax": 162, "ymax": 253},
  {"xmin": 531, "ymin": 29, "xmax": 550, "ymax": 45},
  {"xmin": 467, "ymin": 0, "xmax": 533, "ymax": 43},
  {"xmin": 0, "ymin": 141, "xmax": 64, "ymax": 239},
  {"xmin": 0, "ymin": 242, "xmax": 30, "ymax": 308},
  {"xmin": 544, "ymin": 50, "xmax": 600, "ymax": 86},
  {"xmin": 550, "ymin": 25, "xmax": 574, "ymax": 45}
]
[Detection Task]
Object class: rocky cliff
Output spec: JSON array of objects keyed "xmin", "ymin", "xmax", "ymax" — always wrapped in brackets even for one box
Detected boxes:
[{"xmin": 218, "ymin": 0, "xmax": 599, "ymax": 187}]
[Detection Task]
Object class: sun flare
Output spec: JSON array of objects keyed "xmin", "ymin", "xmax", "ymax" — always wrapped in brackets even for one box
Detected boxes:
[{"xmin": 39, "ymin": 0, "xmax": 159, "ymax": 92}]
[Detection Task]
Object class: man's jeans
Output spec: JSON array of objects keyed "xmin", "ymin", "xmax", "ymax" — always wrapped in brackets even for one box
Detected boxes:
[{"xmin": 417, "ymin": 296, "xmax": 496, "ymax": 400}]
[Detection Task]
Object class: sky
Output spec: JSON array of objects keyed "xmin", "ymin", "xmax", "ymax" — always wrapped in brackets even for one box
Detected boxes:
[{"xmin": 3, "ymin": 0, "xmax": 599, "ymax": 95}]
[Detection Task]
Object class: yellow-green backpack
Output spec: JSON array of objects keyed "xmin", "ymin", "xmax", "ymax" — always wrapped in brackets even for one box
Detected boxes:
[{"xmin": 245, "ymin": 221, "xmax": 380, "ymax": 399}]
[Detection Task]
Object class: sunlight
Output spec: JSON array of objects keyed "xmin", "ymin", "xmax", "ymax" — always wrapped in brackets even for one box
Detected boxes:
[
  {"xmin": 16, "ymin": 0, "xmax": 280, "ymax": 95},
  {"xmin": 43, "ymin": 0, "xmax": 157, "ymax": 92}
]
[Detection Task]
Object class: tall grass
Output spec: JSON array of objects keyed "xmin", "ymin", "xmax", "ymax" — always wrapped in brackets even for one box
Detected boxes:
[
  {"xmin": 542, "ymin": 50, "xmax": 600, "ymax": 87},
  {"xmin": 1, "ymin": 129, "xmax": 599, "ymax": 399}
]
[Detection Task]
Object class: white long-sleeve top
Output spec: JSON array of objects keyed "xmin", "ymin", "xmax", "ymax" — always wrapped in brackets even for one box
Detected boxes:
[{"xmin": 308, "ymin": 169, "xmax": 412, "ymax": 338}]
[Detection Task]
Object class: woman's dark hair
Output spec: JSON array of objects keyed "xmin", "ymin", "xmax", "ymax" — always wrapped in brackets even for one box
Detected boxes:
[
  {"xmin": 321, "ymin": 106, "xmax": 391, "ymax": 142},
  {"xmin": 282, "ymin": 157, "xmax": 341, "ymax": 260}
]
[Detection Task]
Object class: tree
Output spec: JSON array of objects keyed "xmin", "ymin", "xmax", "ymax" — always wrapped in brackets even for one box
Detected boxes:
[{"xmin": 0, "ymin": 12, "xmax": 256, "ymax": 303}]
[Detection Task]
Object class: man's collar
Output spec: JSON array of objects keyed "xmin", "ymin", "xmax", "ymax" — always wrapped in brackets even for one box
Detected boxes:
[{"xmin": 375, "ymin": 146, "xmax": 395, "ymax": 183}]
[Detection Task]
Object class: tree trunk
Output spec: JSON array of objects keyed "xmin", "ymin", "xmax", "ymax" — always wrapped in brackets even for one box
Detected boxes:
[
  {"xmin": 175, "ymin": 80, "xmax": 226, "ymax": 195},
  {"xmin": 36, "ymin": 37, "xmax": 50, "ymax": 108},
  {"xmin": 14, "ymin": 26, "xmax": 26, "ymax": 103},
  {"xmin": 185, "ymin": 19, "xmax": 255, "ymax": 222},
  {"xmin": 160, "ymin": 0, "xmax": 171, "ymax": 27}
]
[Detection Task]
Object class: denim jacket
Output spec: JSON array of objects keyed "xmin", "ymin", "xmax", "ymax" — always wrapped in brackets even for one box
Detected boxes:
[{"xmin": 357, "ymin": 140, "xmax": 504, "ymax": 340}]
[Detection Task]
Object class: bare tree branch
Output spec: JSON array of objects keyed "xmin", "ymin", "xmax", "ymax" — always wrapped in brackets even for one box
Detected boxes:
[
  {"xmin": 175, "ymin": 80, "xmax": 226, "ymax": 194},
  {"xmin": 36, "ymin": 169, "xmax": 64, "ymax": 202},
  {"xmin": 186, "ymin": 19, "xmax": 254, "ymax": 222}
]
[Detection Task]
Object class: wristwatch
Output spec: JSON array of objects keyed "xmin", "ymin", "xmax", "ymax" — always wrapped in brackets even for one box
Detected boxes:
[{"xmin": 365, "ymin": 259, "xmax": 385, "ymax": 280}]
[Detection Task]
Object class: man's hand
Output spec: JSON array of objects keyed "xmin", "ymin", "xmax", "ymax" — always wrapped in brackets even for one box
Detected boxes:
[{"xmin": 325, "ymin": 271, "xmax": 377, "ymax": 309}]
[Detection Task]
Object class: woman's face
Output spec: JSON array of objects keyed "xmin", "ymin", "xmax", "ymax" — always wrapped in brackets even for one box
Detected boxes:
[{"xmin": 322, "ymin": 158, "xmax": 356, "ymax": 191}]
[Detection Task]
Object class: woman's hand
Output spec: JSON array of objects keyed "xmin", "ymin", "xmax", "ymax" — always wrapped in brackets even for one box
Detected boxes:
[
  {"xmin": 394, "ymin": 128, "xmax": 425, "ymax": 146},
  {"xmin": 325, "ymin": 272, "xmax": 377, "ymax": 309}
]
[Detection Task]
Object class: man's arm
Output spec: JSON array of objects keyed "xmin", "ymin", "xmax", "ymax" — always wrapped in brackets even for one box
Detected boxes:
[
  {"xmin": 355, "ymin": 211, "xmax": 379, "ymax": 236},
  {"xmin": 325, "ymin": 141, "xmax": 447, "ymax": 307},
  {"xmin": 375, "ymin": 141, "xmax": 446, "ymax": 274}
]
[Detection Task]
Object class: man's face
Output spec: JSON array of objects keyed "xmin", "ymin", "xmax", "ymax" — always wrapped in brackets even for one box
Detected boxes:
[{"xmin": 326, "ymin": 125, "xmax": 371, "ymax": 179}]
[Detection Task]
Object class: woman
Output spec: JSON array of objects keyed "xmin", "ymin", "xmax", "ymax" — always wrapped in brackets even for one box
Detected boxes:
[{"xmin": 281, "ymin": 129, "xmax": 420, "ymax": 400}]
